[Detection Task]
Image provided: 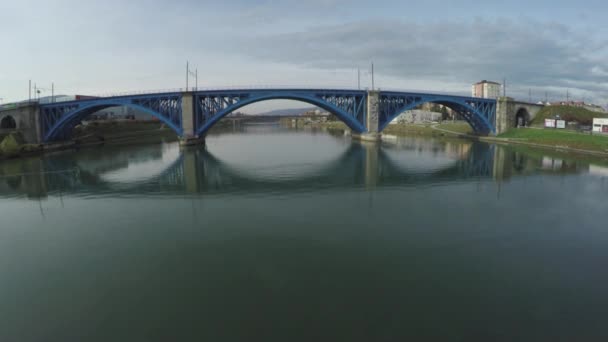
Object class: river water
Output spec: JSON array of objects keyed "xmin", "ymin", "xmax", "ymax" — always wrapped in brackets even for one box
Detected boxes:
[{"xmin": 1, "ymin": 125, "xmax": 608, "ymax": 341}]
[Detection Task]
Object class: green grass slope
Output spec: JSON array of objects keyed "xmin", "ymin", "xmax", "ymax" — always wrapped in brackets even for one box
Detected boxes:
[
  {"xmin": 531, "ymin": 106, "xmax": 608, "ymax": 125},
  {"xmin": 499, "ymin": 128, "xmax": 608, "ymax": 152}
]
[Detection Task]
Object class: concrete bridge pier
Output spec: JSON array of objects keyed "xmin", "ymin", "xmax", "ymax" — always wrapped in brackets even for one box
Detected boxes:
[
  {"xmin": 352, "ymin": 91, "xmax": 382, "ymax": 142},
  {"xmin": 179, "ymin": 92, "xmax": 205, "ymax": 147},
  {"xmin": 0, "ymin": 102, "xmax": 42, "ymax": 144},
  {"xmin": 495, "ymin": 97, "xmax": 544, "ymax": 134}
]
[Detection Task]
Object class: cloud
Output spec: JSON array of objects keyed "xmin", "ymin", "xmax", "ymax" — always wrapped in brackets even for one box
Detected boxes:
[{"xmin": 237, "ymin": 18, "xmax": 608, "ymax": 102}]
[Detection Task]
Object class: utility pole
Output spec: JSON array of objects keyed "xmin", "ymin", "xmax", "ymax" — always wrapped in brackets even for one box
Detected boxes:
[
  {"xmin": 186, "ymin": 61, "xmax": 198, "ymax": 91},
  {"xmin": 357, "ymin": 67, "xmax": 361, "ymax": 90},
  {"xmin": 29, "ymin": 80, "xmax": 31, "ymax": 103},
  {"xmin": 371, "ymin": 63, "xmax": 375, "ymax": 91},
  {"xmin": 34, "ymin": 83, "xmax": 37, "ymax": 100}
]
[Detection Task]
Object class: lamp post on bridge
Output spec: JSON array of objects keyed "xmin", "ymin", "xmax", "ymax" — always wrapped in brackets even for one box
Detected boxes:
[
  {"xmin": 371, "ymin": 62, "xmax": 375, "ymax": 91},
  {"xmin": 30, "ymin": 82, "xmax": 55, "ymax": 102},
  {"xmin": 186, "ymin": 61, "xmax": 198, "ymax": 91},
  {"xmin": 34, "ymin": 84, "xmax": 55, "ymax": 103}
]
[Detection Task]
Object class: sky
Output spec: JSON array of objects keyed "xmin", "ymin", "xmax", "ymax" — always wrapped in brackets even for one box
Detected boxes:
[{"xmin": 1, "ymin": 0, "xmax": 607, "ymax": 110}]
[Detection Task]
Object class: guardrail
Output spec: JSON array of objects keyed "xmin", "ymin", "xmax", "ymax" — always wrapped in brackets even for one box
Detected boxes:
[
  {"xmin": 86, "ymin": 85, "xmax": 475, "ymax": 98},
  {"xmin": 3, "ymin": 85, "xmax": 510, "ymax": 107}
]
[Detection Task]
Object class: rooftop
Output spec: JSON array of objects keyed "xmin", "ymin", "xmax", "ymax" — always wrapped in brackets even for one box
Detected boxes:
[{"xmin": 474, "ymin": 80, "xmax": 501, "ymax": 85}]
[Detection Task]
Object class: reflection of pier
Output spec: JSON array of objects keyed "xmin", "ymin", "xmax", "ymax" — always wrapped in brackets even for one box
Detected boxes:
[{"xmin": 0, "ymin": 140, "xmax": 500, "ymax": 200}]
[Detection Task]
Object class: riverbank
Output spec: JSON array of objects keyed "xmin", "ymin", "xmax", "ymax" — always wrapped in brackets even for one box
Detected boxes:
[
  {"xmin": 429, "ymin": 124, "xmax": 608, "ymax": 157},
  {"xmin": 308, "ymin": 120, "xmax": 473, "ymax": 137},
  {"xmin": 0, "ymin": 120, "xmax": 177, "ymax": 160},
  {"xmin": 485, "ymin": 128, "xmax": 608, "ymax": 157},
  {"xmin": 4, "ymin": 118, "xmax": 608, "ymax": 161},
  {"xmin": 314, "ymin": 120, "xmax": 608, "ymax": 157}
]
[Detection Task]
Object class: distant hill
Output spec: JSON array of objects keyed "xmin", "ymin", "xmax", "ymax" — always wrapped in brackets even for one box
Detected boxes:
[
  {"xmin": 531, "ymin": 105, "xmax": 608, "ymax": 125},
  {"xmin": 249, "ymin": 107, "xmax": 317, "ymax": 117}
]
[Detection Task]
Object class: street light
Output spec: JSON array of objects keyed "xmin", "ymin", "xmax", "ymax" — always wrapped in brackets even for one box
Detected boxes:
[
  {"xmin": 34, "ymin": 83, "xmax": 55, "ymax": 103},
  {"xmin": 186, "ymin": 61, "xmax": 198, "ymax": 91}
]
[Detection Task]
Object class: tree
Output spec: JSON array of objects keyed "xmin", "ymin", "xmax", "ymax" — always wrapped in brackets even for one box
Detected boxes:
[{"xmin": 441, "ymin": 106, "xmax": 449, "ymax": 121}]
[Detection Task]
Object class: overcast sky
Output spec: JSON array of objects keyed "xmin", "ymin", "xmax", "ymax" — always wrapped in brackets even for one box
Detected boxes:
[{"xmin": 1, "ymin": 0, "xmax": 607, "ymax": 108}]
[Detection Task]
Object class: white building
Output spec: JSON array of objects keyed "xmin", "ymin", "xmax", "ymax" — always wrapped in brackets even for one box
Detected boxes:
[
  {"xmin": 472, "ymin": 80, "xmax": 501, "ymax": 99},
  {"xmin": 592, "ymin": 118, "xmax": 608, "ymax": 133},
  {"xmin": 389, "ymin": 110, "xmax": 442, "ymax": 124}
]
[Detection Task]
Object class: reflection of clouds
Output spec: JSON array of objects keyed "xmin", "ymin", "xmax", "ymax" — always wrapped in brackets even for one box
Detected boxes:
[
  {"xmin": 382, "ymin": 137, "xmax": 465, "ymax": 173},
  {"xmin": 206, "ymin": 132, "xmax": 350, "ymax": 181},
  {"xmin": 383, "ymin": 149, "xmax": 456, "ymax": 173},
  {"xmin": 560, "ymin": 176, "xmax": 608, "ymax": 231},
  {"xmin": 100, "ymin": 144, "xmax": 181, "ymax": 183}
]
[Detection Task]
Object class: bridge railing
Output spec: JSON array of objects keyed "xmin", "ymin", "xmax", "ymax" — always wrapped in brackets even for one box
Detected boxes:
[
  {"xmin": 89, "ymin": 85, "xmax": 362, "ymax": 97},
  {"xmin": 80, "ymin": 85, "xmax": 476, "ymax": 99},
  {"xmin": 34, "ymin": 85, "xmax": 524, "ymax": 105}
]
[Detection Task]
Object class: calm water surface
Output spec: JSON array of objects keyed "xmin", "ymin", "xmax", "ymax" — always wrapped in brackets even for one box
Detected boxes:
[{"xmin": 1, "ymin": 125, "xmax": 608, "ymax": 341}]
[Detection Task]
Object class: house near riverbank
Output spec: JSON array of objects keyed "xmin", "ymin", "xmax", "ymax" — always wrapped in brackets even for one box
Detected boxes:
[
  {"xmin": 592, "ymin": 118, "xmax": 608, "ymax": 133},
  {"xmin": 389, "ymin": 110, "xmax": 442, "ymax": 124}
]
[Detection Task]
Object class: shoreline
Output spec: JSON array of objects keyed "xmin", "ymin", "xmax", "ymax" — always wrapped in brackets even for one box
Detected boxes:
[
  {"xmin": 310, "ymin": 121, "xmax": 608, "ymax": 159},
  {"xmin": 0, "ymin": 121, "xmax": 177, "ymax": 161},
  {"xmin": 2, "ymin": 119, "xmax": 608, "ymax": 161}
]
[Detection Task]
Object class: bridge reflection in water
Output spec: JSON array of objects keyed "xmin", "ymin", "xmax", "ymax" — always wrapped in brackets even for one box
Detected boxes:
[{"xmin": 0, "ymin": 135, "xmax": 600, "ymax": 201}]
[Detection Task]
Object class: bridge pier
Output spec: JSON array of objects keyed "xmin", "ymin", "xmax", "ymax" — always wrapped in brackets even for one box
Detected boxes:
[
  {"xmin": 495, "ymin": 97, "xmax": 514, "ymax": 135},
  {"xmin": 352, "ymin": 91, "xmax": 381, "ymax": 142},
  {"xmin": 0, "ymin": 102, "xmax": 42, "ymax": 144},
  {"xmin": 495, "ymin": 97, "xmax": 544, "ymax": 135},
  {"xmin": 179, "ymin": 92, "xmax": 205, "ymax": 146}
]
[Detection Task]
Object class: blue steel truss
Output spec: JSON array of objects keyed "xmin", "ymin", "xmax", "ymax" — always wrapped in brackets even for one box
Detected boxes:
[
  {"xmin": 193, "ymin": 89, "xmax": 367, "ymax": 136},
  {"xmin": 40, "ymin": 93, "xmax": 182, "ymax": 142},
  {"xmin": 377, "ymin": 92, "xmax": 497, "ymax": 134},
  {"xmin": 38, "ymin": 89, "xmax": 500, "ymax": 142}
]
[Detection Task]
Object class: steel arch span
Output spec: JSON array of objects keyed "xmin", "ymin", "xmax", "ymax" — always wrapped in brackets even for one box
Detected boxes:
[
  {"xmin": 193, "ymin": 89, "xmax": 367, "ymax": 136},
  {"xmin": 377, "ymin": 92, "xmax": 497, "ymax": 134},
  {"xmin": 37, "ymin": 88, "xmax": 500, "ymax": 143},
  {"xmin": 40, "ymin": 93, "xmax": 183, "ymax": 142}
]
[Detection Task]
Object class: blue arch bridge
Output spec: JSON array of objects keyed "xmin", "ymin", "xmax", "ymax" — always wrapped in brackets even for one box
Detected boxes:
[
  {"xmin": 0, "ymin": 88, "xmax": 543, "ymax": 145},
  {"xmin": 38, "ymin": 89, "xmax": 496, "ymax": 144}
]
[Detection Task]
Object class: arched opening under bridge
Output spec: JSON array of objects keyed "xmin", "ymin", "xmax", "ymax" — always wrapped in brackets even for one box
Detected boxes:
[
  {"xmin": 381, "ymin": 98, "xmax": 495, "ymax": 135},
  {"xmin": 43, "ymin": 103, "xmax": 181, "ymax": 142},
  {"xmin": 204, "ymin": 99, "xmax": 344, "ymax": 135},
  {"xmin": 515, "ymin": 108, "xmax": 530, "ymax": 127},
  {"xmin": 0, "ymin": 115, "xmax": 17, "ymax": 129},
  {"xmin": 194, "ymin": 93, "xmax": 366, "ymax": 137}
]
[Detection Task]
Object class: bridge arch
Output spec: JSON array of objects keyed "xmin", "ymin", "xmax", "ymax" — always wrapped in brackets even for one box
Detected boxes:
[
  {"xmin": 195, "ymin": 92, "xmax": 367, "ymax": 137},
  {"xmin": 43, "ymin": 100, "xmax": 183, "ymax": 142},
  {"xmin": 379, "ymin": 95, "xmax": 496, "ymax": 135},
  {"xmin": 515, "ymin": 107, "xmax": 530, "ymax": 127},
  {"xmin": 0, "ymin": 115, "xmax": 17, "ymax": 129}
]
